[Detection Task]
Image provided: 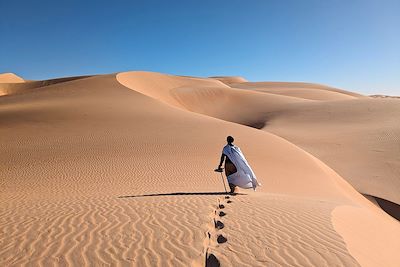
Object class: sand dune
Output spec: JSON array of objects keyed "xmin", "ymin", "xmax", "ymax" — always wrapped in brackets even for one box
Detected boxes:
[
  {"xmin": 1, "ymin": 71, "xmax": 399, "ymax": 266},
  {"xmin": 117, "ymin": 71, "xmax": 310, "ymax": 128},
  {"xmin": 263, "ymin": 98, "xmax": 400, "ymax": 206},
  {"xmin": 0, "ymin": 73, "xmax": 25, "ymax": 96},
  {"xmin": 118, "ymin": 72, "xmax": 400, "ymax": 214},
  {"xmin": 0, "ymin": 73, "xmax": 24, "ymax": 83}
]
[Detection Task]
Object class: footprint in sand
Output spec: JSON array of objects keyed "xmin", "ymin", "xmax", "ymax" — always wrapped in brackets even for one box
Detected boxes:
[
  {"xmin": 203, "ymin": 195, "xmax": 233, "ymax": 265},
  {"xmin": 214, "ymin": 219, "xmax": 224, "ymax": 230},
  {"xmin": 217, "ymin": 234, "xmax": 227, "ymax": 244},
  {"xmin": 215, "ymin": 197, "xmax": 231, "ymax": 244}
]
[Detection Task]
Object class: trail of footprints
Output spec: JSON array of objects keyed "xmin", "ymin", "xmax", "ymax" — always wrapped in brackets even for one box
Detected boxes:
[{"xmin": 204, "ymin": 195, "xmax": 233, "ymax": 266}]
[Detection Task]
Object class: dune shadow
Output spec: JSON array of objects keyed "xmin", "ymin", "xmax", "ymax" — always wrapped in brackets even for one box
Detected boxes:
[
  {"xmin": 118, "ymin": 192, "xmax": 246, "ymax": 198},
  {"xmin": 245, "ymin": 120, "xmax": 267, "ymax": 129},
  {"xmin": 370, "ymin": 195, "xmax": 400, "ymax": 221}
]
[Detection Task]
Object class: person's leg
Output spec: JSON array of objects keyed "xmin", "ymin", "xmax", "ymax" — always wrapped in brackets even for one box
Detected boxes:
[
  {"xmin": 225, "ymin": 161, "xmax": 237, "ymax": 194},
  {"xmin": 229, "ymin": 183, "xmax": 236, "ymax": 194}
]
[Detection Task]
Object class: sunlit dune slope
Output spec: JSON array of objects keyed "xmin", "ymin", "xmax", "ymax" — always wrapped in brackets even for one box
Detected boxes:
[{"xmin": 0, "ymin": 73, "xmax": 24, "ymax": 83}]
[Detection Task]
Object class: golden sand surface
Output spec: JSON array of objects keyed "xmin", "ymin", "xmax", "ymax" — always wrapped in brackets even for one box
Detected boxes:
[{"xmin": 1, "ymin": 72, "xmax": 399, "ymax": 266}]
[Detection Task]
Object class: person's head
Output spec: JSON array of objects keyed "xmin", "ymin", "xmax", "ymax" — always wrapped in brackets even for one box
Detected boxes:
[{"xmin": 227, "ymin": 136, "xmax": 234, "ymax": 144}]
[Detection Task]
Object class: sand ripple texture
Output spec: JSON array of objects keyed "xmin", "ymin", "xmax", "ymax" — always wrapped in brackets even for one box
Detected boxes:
[
  {"xmin": 0, "ymin": 195, "xmax": 216, "ymax": 266},
  {"xmin": 212, "ymin": 194, "xmax": 361, "ymax": 267}
]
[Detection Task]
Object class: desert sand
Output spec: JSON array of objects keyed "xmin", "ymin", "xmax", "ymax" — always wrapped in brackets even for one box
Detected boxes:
[{"xmin": 1, "ymin": 71, "xmax": 399, "ymax": 266}]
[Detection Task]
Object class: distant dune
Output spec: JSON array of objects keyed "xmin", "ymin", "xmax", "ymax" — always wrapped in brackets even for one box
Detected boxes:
[
  {"xmin": 210, "ymin": 76, "xmax": 248, "ymax": 85},
  {"xmin": 0, "ymin": 72, "xmax": 24, "ymax": 83},
  {"xmin": 370, "ymin": 94, "xmax": 400, "ymax": 99},
  {"xmin": 1, "ymin": 71, "xmax": 399, "ymax": 266},
  {"xmin": 0, "ymin": 75, "xmax": 91, "ymax": 96},
  {"xmin": 231, "ymin": 81, "xmax": 365, "ymax": 100}
]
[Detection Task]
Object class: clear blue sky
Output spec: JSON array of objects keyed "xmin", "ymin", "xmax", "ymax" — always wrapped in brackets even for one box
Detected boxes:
[{"xmin": 0, "ymin": 0, "xmax": 399, "ymax": 95}]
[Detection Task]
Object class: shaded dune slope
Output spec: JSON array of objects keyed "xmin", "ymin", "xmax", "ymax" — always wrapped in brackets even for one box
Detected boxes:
[{"xmin": 0, "ymin": 72, "xmax": 399, "ymax": 266}]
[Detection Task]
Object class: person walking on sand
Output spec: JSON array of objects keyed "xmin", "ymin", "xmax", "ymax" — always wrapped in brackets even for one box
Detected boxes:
[{"xmin": 216, "ymin": 136, "xmax": 260, "ymax": 193}]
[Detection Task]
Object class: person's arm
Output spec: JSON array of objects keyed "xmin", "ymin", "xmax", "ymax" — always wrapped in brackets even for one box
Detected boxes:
[{"xmin": 218, "ymin": 154, "xmax": 226, "ymax": 169}]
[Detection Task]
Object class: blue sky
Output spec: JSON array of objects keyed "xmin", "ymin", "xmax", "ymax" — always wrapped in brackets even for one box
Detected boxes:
[{"xmin": 0, "ymin": 0, "xmax": 399, "ymax": 95}]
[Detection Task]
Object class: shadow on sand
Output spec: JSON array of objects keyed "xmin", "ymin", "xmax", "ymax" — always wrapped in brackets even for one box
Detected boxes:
[
  {"xmin": 118, "ymin": 192, "xmax": 246, "ymax": 199},
  {"xmin": 206, "ymin": 253, "xmax": 220, "ymax": 267}
]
